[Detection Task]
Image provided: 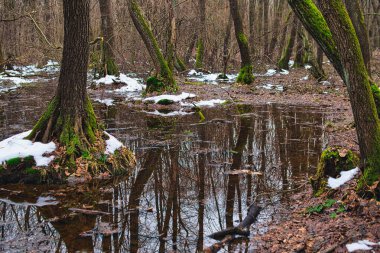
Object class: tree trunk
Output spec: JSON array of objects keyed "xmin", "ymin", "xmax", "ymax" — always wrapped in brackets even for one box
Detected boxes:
[
  {"xmin": 195, "ymin": 0, "xmax": 206, "ymax": 69},
  {"xmin": 221, "ymin": 14, "xmax": 233, "ymax": 78},
  {"xmin": 229, "ymin": 0, "xmax": 254, "ymax": 84},
  {"xmin": 262, "ymin": 0, "xmax": 269, "ymax": 57},
  {"xmin": 268, "ymin": 0, "xmax": 286, "ymax": 58},
  {"xmin": 288, "ymin": 0, "xmax": 380, "ymax": 194},
  {"xmin": 28, "ymin": 0, "xmax": 96, "ymax": 157},
  {"xmin": 249, "ymin": 0, "xmax": 256, "ymax": 56},
  {"xmin": 26, "ymin": 0, "xmax": 135, "ymax": 175},
  {"xmin": 293, "ymin": 26, "xmax": 305, "ymax": 68},
  {"xmin": 344, "ymin": 0, "xmax": 371, "ymax": 75},
  {"xmin": 166, "ymin": 0, "xmax": 176, "ymax": 72},
  {"xmin": 0, "ymin": 44, "xmax": 4, "ymax": 72},
  {"xmin": 126, "ymin": 0, "xmax": 176, "ymax": 92},
  {"xmin": 278, "ymin": 15, "xmax": 298, "ymax": 70},
  {"xmin": 317, "ymin": 45, "xmax": 324, "ymax": 69},
  {"xmin": 99, "ymin": 0, "xmax": 119, "ymax": 76},
  {"xmin": 185, "ymin": 32, "xmax": 197, "ymax": 64}
]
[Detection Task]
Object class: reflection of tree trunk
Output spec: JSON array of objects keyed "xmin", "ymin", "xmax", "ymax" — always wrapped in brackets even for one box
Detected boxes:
[
  {"xmin": 159, "ymin": 148, "xmax": 179, "ymax": 253},
  {"xmin": 196, "ymin": 126, "xmax": 206, "ymax": 252},
  {"xmin": 226, "ymin": 111, "xmax": 252, "ymax": 229},
  {"xmin": 128, "ymin": 149, "xmax": 161, "ymax": 253}
]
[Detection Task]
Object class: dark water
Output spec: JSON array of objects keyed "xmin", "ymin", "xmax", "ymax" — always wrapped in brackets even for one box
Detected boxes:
[{"xmin": 0, "ymin": 83, "xmax": 327, "ymax": 252}]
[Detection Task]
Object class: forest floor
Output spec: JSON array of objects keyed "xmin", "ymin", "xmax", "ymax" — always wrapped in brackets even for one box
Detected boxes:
[{"xmin": 141, "ymin": 55, "xmax": 380, "ymax": 252}]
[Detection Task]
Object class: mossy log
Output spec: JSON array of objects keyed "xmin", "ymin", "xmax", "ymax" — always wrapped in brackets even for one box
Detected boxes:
[{"xmin": 310, "ymin": 147, "xmax": 359, "ymax": 196}]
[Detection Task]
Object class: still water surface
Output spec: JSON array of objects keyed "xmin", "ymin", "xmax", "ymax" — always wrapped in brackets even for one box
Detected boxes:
[{"xmin": 0, "ymin": 84, "xmax": 327, "ymax": 252}]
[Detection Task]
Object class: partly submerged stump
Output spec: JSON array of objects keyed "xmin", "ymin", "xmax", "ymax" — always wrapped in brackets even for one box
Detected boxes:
[
  {"xmin": 310, "ymin": 147, "xmax": 359, "ymax": 196},
  {"xmin": 0, "ymin": 131, "xmax": 136, "ymax": 184}
]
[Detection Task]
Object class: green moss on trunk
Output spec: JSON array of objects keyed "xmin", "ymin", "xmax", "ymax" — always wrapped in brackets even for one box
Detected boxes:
[
  {"xmin": 128, "ymin": 0, "xmax": 177, "ymax": 92},
  {"xmin": 195, "ymin": 38, "xmax": 204, "ymax": 69},
  {"xmin": 237, "ymin": 65, "xmax": 254, "ymax": 84}
]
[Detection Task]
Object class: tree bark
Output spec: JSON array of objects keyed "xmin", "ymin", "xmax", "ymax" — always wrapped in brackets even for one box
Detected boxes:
[
  {"xmin": 344, "ymin": 0, "xmax": 371, "ymax": 76},
  {"xmin": 195, "ymin": 0, "xmax": 206, "ymax": 69},
  {"xmin": 278, "ymin": 15, "xmax": 298, "ymax": 70},
  {"xmin": 221, "ymin": 14, "xmax": 232, "ymax": 78},
  {"xmin": 28, "ymin": 0, "xmax": 97, "ymax": 157},
  {"xmin": 99, "ymin": 0, "xmax": 119, "ymax": 76},
  {"xmin": 26, "ymin": 0, "xmax": 135, "ymax": 175},
  {"xmin": 288, "ymin": 0, "xmax": 380, "ymax": 193},
  {"xmin": 229, "ymin": 0, "xmax": 254, "ymax": 84},
  {"xmin": 268, "ymin": 0, "xmax": 286, "ymax": 57},
  {"xmin": 249, "ymin": 0, "xmax": 256, "ymax": 56},
  {"xmin": 126, "ymin": 0, "xmax": 176, "ymax": 91}
]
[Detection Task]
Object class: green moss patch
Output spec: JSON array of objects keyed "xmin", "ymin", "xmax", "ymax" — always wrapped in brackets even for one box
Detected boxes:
[
  {"xmin": 157, "ymin": 99, "xmax": 174, "ymax": 105},
  {"xmin": 310, "ymin": 147, "xmax": 359, "ymax": 196},
  {"xmin": 237, "ymin": 65, "xmax": 254, "ymax": 84}
]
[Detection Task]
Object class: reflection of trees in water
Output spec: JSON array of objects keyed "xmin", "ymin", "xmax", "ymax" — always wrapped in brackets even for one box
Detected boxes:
[
  {"xmin": 0, "ymin": 104, "xmax": 325, "ymax": 252},
  {"xmin": 0, "ymin": 202, "xmax": 65, "ymax": 252}
]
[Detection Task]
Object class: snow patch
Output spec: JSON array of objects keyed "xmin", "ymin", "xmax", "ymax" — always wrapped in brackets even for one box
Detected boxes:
[
  {"xmin": 0, "ymin": 195, "xmax": 59, "ymax": 207},
  {"xmin": 301, "ymin": 75, "xmax": 309, "ymax": 81},
  {"xmin": 327, "ymin": 167, "xmax": 359, "ymax": 189},
  {"xmin": 320, "ymin": 80, "xmax": 331, "ymax": 86},
  {"xmin": 145, "ymin": 110, "xmax": 194, "ymax": 117},
  {"xmin": 94, "ymin": 98, "xmax": 114, "ymax": 106},
  {"xmin": 144, "ymin": 92, "xmax": 196, "ymax": 103},
  {"xmin": 304, "ymin": 64, "xmax": 312, "ymax": 70},
  {"xmin": 259, "ymin": 83, "xmax": 284, "ymax": 92},
  {"xmin": 104, "ymin": 132, "xmax": 123, "ymax": 154},
  {"xmin": 346, "ymin": 240, "xmax": 380, "ymax": 252},
  {"xmin": 0, "ymin": 130, "xmax": 56, "ymax": 166},
  {"xmin": 280, "ymin": 69, "xmax": 289, "ymax": 75},
  {"xmin": 181, "ymin": 99, "xmax": 226, "ymax": 107},
  {"xmin": 187, "ymin": 69, "xmax": 237, "ymax": 84},
  {"xmin": 96, "ymin": 73, "xmax": 146, "ymax": 92}
]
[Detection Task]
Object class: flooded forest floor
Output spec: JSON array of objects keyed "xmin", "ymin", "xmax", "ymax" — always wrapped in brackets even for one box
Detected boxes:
[{"xmin": 0, "ymin": 52, "xmax": 380, "ymax": 252}]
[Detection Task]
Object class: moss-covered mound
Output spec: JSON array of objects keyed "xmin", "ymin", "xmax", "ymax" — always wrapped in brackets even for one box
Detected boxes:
[
  {"xmin": 310, "ymin": 147, "xmax": 359, "ymax": 196},
  {"xmin": 237, "ymin": 65, "xmax": 255, "ymax": 84},
  {"xmin": 146, "ymin": 76, "xmax": 166, "ymax": 93},
  {"xmin": 0, "ymin": 132, "xmax": 136, "ymax": 184}
]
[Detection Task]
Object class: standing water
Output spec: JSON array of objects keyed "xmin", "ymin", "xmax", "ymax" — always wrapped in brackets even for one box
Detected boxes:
[{"xmin": 0, "ymin": 83, "xmax": 327, "ymax": 252}]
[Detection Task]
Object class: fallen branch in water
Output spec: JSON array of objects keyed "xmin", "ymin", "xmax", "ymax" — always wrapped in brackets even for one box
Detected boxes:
[{"xmin": 204, "ymin": 204, "xmax": 261, "ymax": 252}]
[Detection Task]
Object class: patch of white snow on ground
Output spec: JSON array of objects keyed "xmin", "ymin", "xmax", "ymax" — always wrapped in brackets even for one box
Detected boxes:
[
  {"xmin": 181, "ymin": 99, "xmax": 226, "ymax": 107},
  {"xmin": 327, "ymin": 167, "xmax": 359, "ymax": 189},
  {"xmin": 346, "ymin": 240, "xmax": 380, "ymax": 252},
  {"xmin": 95, "ymin": 73, "xmax": 145, "ymax": 91},
  {"xmin": 259, "ymin": 83, "xmax": 284, "ymax": 92},
  {"xmin": 145, "ymin": 110, "xmax": 194, "ymax": 117},
  {"xmin": 301, "ymin": 75, "xmax": 309, "ymax": 81},
  {"xmin": 289, "ymin": 60, "xmax": 295, "ymax": 68},
  {"xmin": 187, "ymin": 69, "xmax": 237, "ymax": 84},
  {"xmin": 104, "ymin": 132, "xmax": 123, "ymax": 154},
  {"xmin": 94, "ymin": 98, "xmax": 114, "ymax": 106},
  {"xmin": 0, "ymin": 195, "xmax": 59, "ymax": 207},
  {"xmin": 304, "ymin": 64, "xmax": 312, "ymax": 70},
  {"xmin": 0, "ymin": 130, "xmax": 56, "ymax": 166},
  {"xmin": 144, "ymin": 92, "xmax": 196, "ymax": 103},
  {"xmin": 280, "ymin": 69, "xmax": 289, "ymax": 75}
]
